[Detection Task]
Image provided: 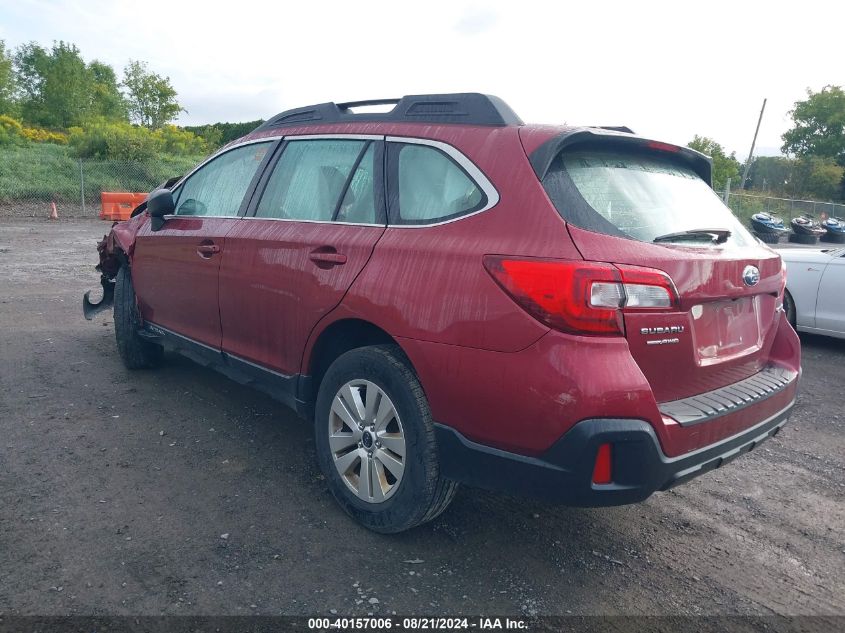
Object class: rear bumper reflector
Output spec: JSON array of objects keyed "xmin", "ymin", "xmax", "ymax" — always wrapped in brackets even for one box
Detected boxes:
[{"xmin": 592, "ymin": 443, "xmax": 613, "ymax": 484}]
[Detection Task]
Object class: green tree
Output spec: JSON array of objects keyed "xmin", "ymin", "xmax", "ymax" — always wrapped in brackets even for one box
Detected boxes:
[
  {"xmin": 0, "ymin": 40, "xmax": 16, "ymax": 116},
  {"xmin": 122, "ymin": 60, "xmax": 183, "ymax": 128},
  {"xmin": 781, "ymin": 85, "xmax": 845, "ymax": 166},
  {"xmin": 687, "ymin": 135, "xmax": 740, "ymax": 191},
  {"xmin": 12, "ymin": 42, "xmax": 127, "ymax": 128},
  {"xmin": 88, "ymin": 60, "xmax": 126, "ymax": 121},
  {"xmin": 14, "ymin": 41, "xmax": 93, "ymax": 128},
  {"xmin": 746, "ymin": 156, "xmax": 793, "ymax": 195},
  {"xmin": 799, "ymin": 158, "xmax": 844, "ymax": 201},
  {"xmin": 743, "ymin": 155, "xmax": 843, "ymax": 201}
]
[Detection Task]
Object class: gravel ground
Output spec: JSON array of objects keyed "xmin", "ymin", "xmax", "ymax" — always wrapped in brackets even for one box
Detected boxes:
[
  {"xmin": 0, "ymin": 217, "xmax": 843, "ymax": 618},
  {"xmin": 0, "ymin": 201, "xmax": 96, "ymax": 220}
]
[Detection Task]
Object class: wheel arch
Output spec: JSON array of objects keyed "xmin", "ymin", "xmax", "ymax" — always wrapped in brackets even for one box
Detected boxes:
[{"xmin": 301, "ymin": 318, "xmax": 413, "ymax": 411}]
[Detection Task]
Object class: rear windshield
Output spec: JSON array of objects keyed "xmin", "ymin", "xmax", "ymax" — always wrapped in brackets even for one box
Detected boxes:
[{"xmin": 543, "ymin": 149, "xmax": 753, "ymax": 247}]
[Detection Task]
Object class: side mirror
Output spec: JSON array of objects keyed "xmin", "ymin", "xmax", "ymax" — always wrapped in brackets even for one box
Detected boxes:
[{"xmin": 147, "ymin": 188, "xmax": 175, "ymax": 231}]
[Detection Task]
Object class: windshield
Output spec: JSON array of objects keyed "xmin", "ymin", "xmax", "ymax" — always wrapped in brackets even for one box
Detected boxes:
[{"xmin": 543, "ymin": 149, "xmax": 753, "ymax": 247}]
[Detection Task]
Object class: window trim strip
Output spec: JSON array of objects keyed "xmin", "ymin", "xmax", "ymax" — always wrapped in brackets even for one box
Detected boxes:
[{"xmin": 168, "ymin": 133, "xmax": 500, "ymax": 228}]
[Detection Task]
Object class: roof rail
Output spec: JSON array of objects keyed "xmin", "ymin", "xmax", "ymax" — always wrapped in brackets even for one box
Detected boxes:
[{"xmin": 254, "ymin": 93, "xmax": 523, "ymax": 131}]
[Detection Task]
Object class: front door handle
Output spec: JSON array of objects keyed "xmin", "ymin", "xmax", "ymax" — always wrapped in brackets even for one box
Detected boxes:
[
  {"xmin": 309, "ymin": 249, "xmax": 347, "ymax": 267},
  {"xmin": 197, "ymin": 243, "xmax": 220, "ymax": 258}
]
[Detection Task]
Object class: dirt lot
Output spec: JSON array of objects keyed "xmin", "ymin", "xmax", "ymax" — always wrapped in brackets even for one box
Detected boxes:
[{"xmin": 1, "ymin": 218, "xmax": 843, "ymax": 618}]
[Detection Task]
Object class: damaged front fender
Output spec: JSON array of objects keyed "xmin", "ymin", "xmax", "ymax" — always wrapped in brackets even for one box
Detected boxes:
[{"xmin": 82, "ymin": 221, "xmax": 138, "ymax": 320}]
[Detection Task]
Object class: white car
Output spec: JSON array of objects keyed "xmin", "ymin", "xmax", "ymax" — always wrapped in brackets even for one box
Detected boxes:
[{"xmin": 781, "ymin": 246, "xmax": 845, "ymax": 339}]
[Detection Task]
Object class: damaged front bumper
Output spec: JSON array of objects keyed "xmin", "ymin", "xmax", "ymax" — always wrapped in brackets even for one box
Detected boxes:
[
  {"xmin": 81, "ymin": 231, "xmax": 123, "ymax": 320},
  {"xmin": 82, "ymin": 275, "xmax": 115, "ymax": 320}
]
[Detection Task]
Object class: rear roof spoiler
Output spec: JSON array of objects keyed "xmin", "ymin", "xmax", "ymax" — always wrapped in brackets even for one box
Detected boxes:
[{"xmin": 529, "ymin": 128, "xmax": 713, "ymax": 186}]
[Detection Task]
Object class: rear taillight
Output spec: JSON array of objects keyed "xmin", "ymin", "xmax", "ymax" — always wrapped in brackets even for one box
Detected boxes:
[
  {"xmin": 780, "ymin": 258, "xmax": 788, "ymax": 296},
  {"xmin": 617, "ymin": 265, "xmax": 679, "ymax": 310},
  {"xmin": 483, "ymin": 257, "xmax": 679, "ymax": 336}
]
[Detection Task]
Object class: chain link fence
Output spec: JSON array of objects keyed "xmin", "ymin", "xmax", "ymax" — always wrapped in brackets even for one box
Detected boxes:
[
  {"xmin": 2, "ymin": 152, "xmax": 843, "ymax": 224},
  {"xmin": 721, "ymin": 191, "xmax": 844, "ymax": 225},
  {"xmin": 0, "ymin": 154, "xmax": 203, "ymax": 218}
]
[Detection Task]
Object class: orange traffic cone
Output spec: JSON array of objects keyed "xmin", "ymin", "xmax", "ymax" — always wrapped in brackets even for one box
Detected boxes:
[{"xmin": 49, "ymin": 201, "xmax": 58, "ymax": 220}]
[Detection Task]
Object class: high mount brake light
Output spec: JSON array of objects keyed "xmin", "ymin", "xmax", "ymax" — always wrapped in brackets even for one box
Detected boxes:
[
  {"xmin": 483, "ymin": 257, "xmax": 679, "ymax": 336},
  {"xmin": 646, "ymin": 141, "xmax": 681, "ymax": 153}
]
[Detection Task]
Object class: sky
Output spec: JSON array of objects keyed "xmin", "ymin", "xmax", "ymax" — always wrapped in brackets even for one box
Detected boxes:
[{"xmin": 1, "ymin": 0, "xmax": 843, "ymax": 157}]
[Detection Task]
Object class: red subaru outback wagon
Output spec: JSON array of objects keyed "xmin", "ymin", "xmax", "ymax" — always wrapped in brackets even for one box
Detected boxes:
[{"xmin": 85, "ymin": 93, "xmax": 800, "ymax": 533}]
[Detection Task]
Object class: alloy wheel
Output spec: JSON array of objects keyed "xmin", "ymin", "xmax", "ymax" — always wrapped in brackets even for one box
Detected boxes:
[{"xmin": 328, "ymin": 380, "xmax": 406, "ymax": 503}]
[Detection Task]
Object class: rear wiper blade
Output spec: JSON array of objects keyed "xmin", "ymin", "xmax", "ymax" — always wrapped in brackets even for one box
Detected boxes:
[{"xmin": 653, "ymin": 228, "xmax": 731, "ymax": 244}]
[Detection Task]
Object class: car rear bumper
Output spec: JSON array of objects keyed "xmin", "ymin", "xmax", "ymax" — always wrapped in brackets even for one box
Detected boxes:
[{"xmin": 435, "ymin": 399, "xmax": 794, "ymax": 506}]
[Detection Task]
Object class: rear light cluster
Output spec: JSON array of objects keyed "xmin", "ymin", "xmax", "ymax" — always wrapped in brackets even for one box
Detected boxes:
[{"xmin": 483, "ymin": 257, "xmax": 679, "ymax": 336}]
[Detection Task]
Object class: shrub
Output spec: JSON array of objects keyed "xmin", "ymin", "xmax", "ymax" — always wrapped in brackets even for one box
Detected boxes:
[
  {"xmin": 152, "ymin": 124, "xmax": 209, "ymax": 155},
  {"xmin": 68, "ymin": 119, "xmax": 208, "ymax": 160},
  {"xmin": 21, "ymin": 125, "xmax": 68, "ymax": 144},
  {"xmin": 68, "ymin": 118, "xmax": 159, "ymax": 161},
  {"xmin": 0, "ymin": 114, "xmax": 24, "ymax": 145}
]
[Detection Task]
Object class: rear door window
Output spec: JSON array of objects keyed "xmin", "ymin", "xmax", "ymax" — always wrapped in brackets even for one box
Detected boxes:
[
  {"xmin": 255, "ymin": 139, "xmax": 376, "ymax": 222},
  {"xmin": 543, "ymin": 149, "xmax": 753, "ymax": 247}
]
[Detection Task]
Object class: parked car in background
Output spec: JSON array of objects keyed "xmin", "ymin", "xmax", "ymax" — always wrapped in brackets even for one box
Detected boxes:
[
  {"xmin": 84, "ymin": 93, "xmax": 801, "ymax": 533},
  {"xmin": 782, "ymin": 246, "xmax": 845, "ymax": 339}
]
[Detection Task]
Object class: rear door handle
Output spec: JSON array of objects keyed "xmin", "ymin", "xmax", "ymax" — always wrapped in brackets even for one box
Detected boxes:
[
  {"xmin": 309, "ymin": 250, "xmax": 347, "ymax": 266},
  {"xmin": 197, "ymin": 243, "xmax": 221, "ymax": 258}
]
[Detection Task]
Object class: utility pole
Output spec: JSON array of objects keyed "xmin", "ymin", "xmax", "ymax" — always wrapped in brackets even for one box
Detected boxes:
[{"xmin": 740, "ymin": 98, "xmax": 767, "ymax": 190}]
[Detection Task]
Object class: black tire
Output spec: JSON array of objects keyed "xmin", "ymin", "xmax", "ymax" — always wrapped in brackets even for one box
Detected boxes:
[
  {"xmin": 788, "ymin": 232, "xmax": 818, "ymax": 245},
  {"xmin": 114, "ymin": 266, "xmax": 162, "ymax": 370},
  {"xmin": 784, "ymin": 290, "xmax": 797, "ymax": 329},
  {"xmin": 754, "ymin": 232, "xmax": 782, "ymax": 244},
  {"xmin": 820, "ymin": 232, "xmax": 845, "ymax": 244},
  {"xmin": 314, "ymin": 345, "xmax": 457, "ymax": 533}
]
